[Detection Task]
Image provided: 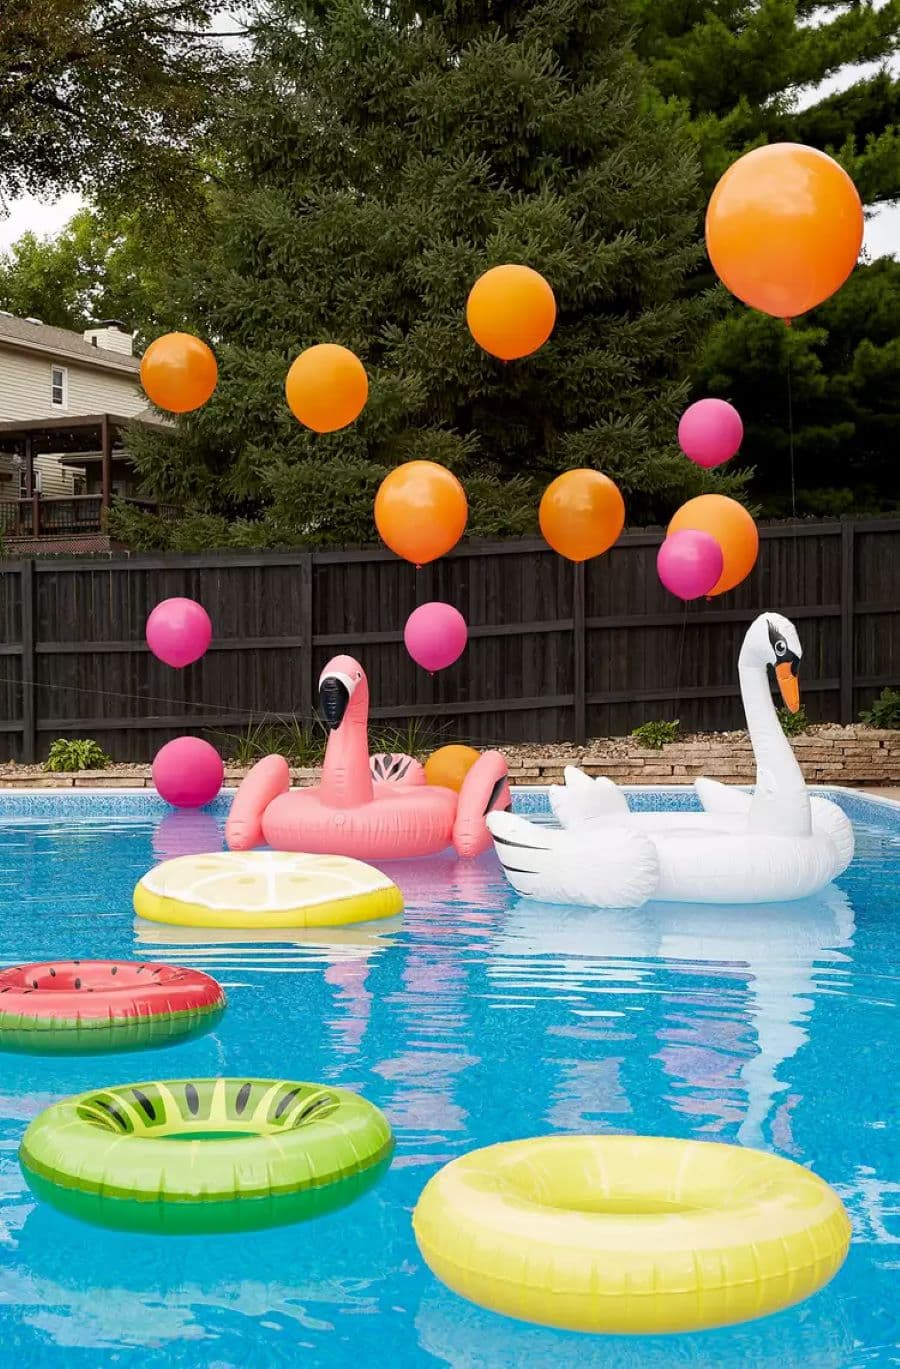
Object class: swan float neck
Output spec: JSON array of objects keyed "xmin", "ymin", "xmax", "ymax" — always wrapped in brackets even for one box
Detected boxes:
[{"xmin": 738, "ymin": 633, "xmax": 811, "ymax": 838}]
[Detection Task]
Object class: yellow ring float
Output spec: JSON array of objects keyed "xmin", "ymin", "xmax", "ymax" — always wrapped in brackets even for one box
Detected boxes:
[
  {"xmin": 134, "ymin": 852, "xmax": 403, "ymax": 929},
  {"xmin": 412, "ymin": 1135, "xmax": 851, "ymax": 1335}
]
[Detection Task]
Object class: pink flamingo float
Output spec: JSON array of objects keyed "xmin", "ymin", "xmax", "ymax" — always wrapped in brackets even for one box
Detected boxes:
[{"xmin": 226, "ymin": 655, "xmax": 510, "ymax": 859}]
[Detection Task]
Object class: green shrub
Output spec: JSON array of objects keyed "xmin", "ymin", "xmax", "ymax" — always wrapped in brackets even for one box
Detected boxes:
[
  {"xmin": 44, "ymin": 738, "xmax": 111, "ymax": 772},
  {"xmin": 631, "ymin": 719, "xmax": 680, "ymax": 750},
  {"xmin": 213, "ymin": 714, "xmax": 451, "ymax": 767},
  {"xmin": 859, "ymin": 687, "xmax": 900, "ymax": 730},
  {"xmin": 777, "ymin": 705, "xmax": 811, "ymax": 737}
]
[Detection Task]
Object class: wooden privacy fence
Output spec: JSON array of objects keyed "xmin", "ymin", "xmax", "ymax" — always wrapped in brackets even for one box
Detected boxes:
[{"xmin": 0, "ymin": 518, "xmax": 898, "ymax": 763}]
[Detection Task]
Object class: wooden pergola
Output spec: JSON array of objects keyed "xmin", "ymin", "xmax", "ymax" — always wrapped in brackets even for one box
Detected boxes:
[{"xmin": 0, "ymin": 412, "xmax": 166, "ymax": 510}]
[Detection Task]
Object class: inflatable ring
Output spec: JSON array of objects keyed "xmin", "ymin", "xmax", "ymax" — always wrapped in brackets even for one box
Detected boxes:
[
  {"xmin": 20, "ymin": 1077, "xmax": 394, "ymax": 1234},
  {"xmin": 413, "ymin": 1135, "xmax": 851, "ymax": 1334},
  {"xmin": 134, "ymin": 851, "xmax": 403, "ymax": 928},
  {"xmin": 0, "ymin": 960, "xmax": 225, "ymax": 1054}
]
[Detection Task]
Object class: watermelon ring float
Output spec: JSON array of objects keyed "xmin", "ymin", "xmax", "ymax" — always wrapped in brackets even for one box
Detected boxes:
[
  {"xmin": 20, "ymin": 1077, "xmax": 394, "ymax": 1234},
  {"xmin": 0, "ymin": 960, "xmax": 225, "ymax": 1054}
]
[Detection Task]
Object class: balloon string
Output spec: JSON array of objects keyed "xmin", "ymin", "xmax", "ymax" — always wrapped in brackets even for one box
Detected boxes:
[{"xmin": 787, "ymin": 336, "xmax": 797, "ymax": 519}]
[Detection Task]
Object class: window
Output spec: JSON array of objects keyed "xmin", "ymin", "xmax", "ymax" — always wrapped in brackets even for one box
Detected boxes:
[{"xmin": 50, "ymin": 364, "xmax": 67, "ymax": 407}]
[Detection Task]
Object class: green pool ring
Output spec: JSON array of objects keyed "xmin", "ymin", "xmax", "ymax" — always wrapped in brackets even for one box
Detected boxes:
[{"xmin": 20, "ymin": 1077, "xmax": 394, "ymax": 1234}]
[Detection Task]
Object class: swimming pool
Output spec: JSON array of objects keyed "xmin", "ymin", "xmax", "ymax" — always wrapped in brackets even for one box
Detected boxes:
[{"xmin": 0, "ymin": 788, "xmax": 897, "ymax": 1367}]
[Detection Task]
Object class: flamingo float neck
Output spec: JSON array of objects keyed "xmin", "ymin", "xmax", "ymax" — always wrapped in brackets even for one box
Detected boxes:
[{"xmin": 320, "ymin": 675, "xmax": 373, "ymax": 809}]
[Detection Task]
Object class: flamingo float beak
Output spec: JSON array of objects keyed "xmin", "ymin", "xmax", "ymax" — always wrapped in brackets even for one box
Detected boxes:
[
  {"xmin": 319, "ymin": 671, "xmax": 355, "ymax": 730},
  {"xmin": 775, "ymin": 660, "xmax": 800, "ymax": 714}
]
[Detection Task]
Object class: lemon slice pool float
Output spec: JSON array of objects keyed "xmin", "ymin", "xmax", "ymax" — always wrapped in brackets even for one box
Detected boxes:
[{"xmin": 134, "ymin": 852, "xmax": 403, "ymax": 929}]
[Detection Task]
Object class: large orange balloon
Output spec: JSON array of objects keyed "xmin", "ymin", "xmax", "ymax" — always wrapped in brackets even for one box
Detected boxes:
[
  {"xmin": 466, "ymin": 265, "xmax": 557, "ymax": 360},
  {"xmin": 706, "ymin": 144, "xmax": 863, "ymax": 319},
  {"xmin": 140, "ymin": 333, "xmax": 218, "ymax": 414},
  {"xmin": 285, "ymin": 343, "xmax": 368, "ymax": 433},
  {"xmin": 668, "ymin": 495, "xmax": 758, "ymax": 596},
  {"xmin": 539, "ymin": 469, "xmax": 625, "ymax": 563},
  {"xmin": 375, "ymin": 461, "xmax": 468, "ymax": 565}
]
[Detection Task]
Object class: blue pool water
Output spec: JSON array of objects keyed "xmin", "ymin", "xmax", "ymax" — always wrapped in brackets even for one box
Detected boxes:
[{"xmin": 0, "ymin": 788, "xmax": 897, "ymax": 1367}]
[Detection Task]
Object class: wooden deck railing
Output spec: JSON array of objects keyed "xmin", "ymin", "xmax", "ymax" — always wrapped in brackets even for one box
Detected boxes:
[{"xmin": 0, "ymin": 496, "xmax": 176, "ymax": 539}]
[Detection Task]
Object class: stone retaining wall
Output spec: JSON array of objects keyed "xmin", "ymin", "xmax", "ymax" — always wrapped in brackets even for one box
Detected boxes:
[
  {"xmin": 502, "ymin": 726, "xmax": 900, "ymax": 788},
  {"xmin": 1, "ymin": 726, "xmax": 897, "ymax": 789}
]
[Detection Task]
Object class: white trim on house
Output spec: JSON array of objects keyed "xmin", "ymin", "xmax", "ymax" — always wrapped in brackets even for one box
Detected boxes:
[{"xmin": 50, "ymin": 363, "xmax": 68, "ymax": 409}]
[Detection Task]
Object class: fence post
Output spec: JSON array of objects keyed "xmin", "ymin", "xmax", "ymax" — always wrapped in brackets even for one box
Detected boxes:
[
  {"xmin": 573, "ymin": 560, "xmax": 587, "ymax": 745},
  {"xmin": 20, "ymin": 558, "xmax": 36, "ymax": 763},
  {"xmin": 840, "ymin": 521, "xmax": 855, "ymax": 724},
  {"xmin": 299, "ymin": 553, "xmax": 314, "ymax": 722}
]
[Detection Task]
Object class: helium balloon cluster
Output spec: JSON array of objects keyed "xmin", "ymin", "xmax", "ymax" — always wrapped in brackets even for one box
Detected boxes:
[
  {"xmin": 142, "ymin": 260, "xmax": 559, "ymax": 429},
  {"xmin": 659, "ymin": 495, "xmax": 758, "ymax": 601},
  {"xmin": 146, "ymin": 597, "xmax": 222, "ymax": 808}
]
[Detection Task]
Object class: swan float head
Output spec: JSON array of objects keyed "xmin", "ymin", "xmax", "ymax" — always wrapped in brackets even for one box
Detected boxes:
[
  {"xmin": 740, "ymin": 612, "xmax": 802, "ymax": 714},
  {"xmin": 319, "ymin": 655, "xmax": 366, "ymax": 730}
]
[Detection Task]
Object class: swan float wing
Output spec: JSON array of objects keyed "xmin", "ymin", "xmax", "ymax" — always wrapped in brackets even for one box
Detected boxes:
[
  {"xmin": 549, "ymin": 767, "xmax": 630, "ymax": 829},
  {"xmin": 486, "ymin": 811, "xmax": 658, "ymax": 907}
]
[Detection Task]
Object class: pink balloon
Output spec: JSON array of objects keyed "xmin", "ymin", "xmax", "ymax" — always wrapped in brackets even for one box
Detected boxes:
[
  {"xmin": 404, "ymin": 602, "xmax": 468, "ymax": 672},
  {"xmin": 152, "ymin": 737, "xmax": 223, "ymax": 808},
  {"xmin": 146, "ymin": 597, "xmax": 212, "ymax": 669},
  {"xmin": 657, "ymin": 530, "xmax": 724, "ymax": 601},
  {"xmin": 678, "ymin": 398, "xmax": 743, "ymax": 469}
]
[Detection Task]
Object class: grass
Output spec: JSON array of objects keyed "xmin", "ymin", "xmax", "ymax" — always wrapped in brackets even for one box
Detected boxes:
[{"xmin": 210, "ymin": 714, "xmax": 450, "ymax": 768}]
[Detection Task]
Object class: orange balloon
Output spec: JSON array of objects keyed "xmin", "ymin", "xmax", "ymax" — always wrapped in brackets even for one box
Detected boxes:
[
  {"xmin": 466, "ymin": 265, "xmax": 557, "ymax": 360},
  {"xmin": 668, "ymin": 494, "xmax": 759, "ymax": 596},
  {"xmin": 706, "ymin": 143, "xmax": 863, "ymax": 319},
  {"xmin": 425, "ymin": 744, "xmax": 480, "ymax": 792},
  {"xmin": 375, "ymin": 461, "xmax": 468, "ymax": 565},
  {"xmin": 539, "ymin": 469, "xmax": 625, "ymax": 563},
  {"xmin": 285, "ymin": 343, "xmax": 368, "ymax": 433},
  {"xmin": 140, "ymin": 333, "xmax": 218, "ymax": 414}
]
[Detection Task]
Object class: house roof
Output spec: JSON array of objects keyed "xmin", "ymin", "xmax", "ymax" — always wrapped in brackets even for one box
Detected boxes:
[{"xmin": 0, "ymin": 313, "xmax": 141, "ymax": 375}]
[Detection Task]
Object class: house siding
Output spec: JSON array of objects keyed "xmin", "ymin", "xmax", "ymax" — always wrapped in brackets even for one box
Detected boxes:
[{"xmin": 0, "ymin": 343, "xmax": 145, "ymax": 501}]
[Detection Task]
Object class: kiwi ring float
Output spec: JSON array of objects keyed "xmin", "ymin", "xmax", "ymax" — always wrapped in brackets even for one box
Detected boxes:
[{"xmin": 20, "ymin": 1077, "xmax": 394, "ymax": 1234}]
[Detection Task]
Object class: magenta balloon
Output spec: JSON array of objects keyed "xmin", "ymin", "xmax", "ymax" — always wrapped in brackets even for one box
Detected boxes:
[
  {"xmin": 146, "ymin": 597, "xmax": 212, "ymax": 668},
  {"xmin": 678, "ymin": 398, "xmax": 743, "ymax": 469},
  {"xmin": 657, "ymin": 530, "xmax": 724, "ymax": 601},
  {"xmin": 152, "ymin": 737, "xmax": 223, "ymax": 808},
  {"xmin": 404, "ymin": 602, "xmax": 468, "ymax": 672}
]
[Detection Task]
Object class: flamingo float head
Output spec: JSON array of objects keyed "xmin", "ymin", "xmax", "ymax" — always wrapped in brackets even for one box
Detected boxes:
[{"xmin": 318, "ymin": 655, "xmax": 367, "ymax": 730}]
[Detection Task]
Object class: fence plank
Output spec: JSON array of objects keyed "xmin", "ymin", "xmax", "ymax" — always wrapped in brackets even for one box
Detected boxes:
[
  {"xmin": 19, "ymin": 560, "xmax": 36, "ymax": 763},
  {"xmin": 840, "ymin": 522, "xmax": 855, "ymax": 724}
]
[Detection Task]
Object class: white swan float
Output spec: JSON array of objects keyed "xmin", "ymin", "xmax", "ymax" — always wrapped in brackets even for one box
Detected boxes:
[{"xmin": 486, "ymin": 612, "xmax": 854, "ymax": 906}]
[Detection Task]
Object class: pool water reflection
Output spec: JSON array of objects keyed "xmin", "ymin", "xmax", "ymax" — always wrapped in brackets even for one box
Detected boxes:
[{"xmin": 0, "ymin": 793, "xmax": 897, "ymax": 1366}]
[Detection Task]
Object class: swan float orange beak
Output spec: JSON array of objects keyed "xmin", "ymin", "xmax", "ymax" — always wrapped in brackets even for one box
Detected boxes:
[{"xmin": 775, "ymin": 660, "xmax": 800, "ymax": 714}]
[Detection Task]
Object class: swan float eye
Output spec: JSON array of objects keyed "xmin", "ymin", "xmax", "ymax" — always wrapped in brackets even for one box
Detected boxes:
[{"xmin": 774, "ymin": 639, "xmax": 787, "ymax": 657}]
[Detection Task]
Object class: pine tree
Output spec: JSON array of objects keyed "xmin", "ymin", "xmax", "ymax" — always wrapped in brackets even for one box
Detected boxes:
[
  {"xmin": 633, "ymin": 0, "xmax": 900, "ymax": 516},
  {"xmin": 124, "ymin": 0, "xmax": 746, "ymax": 548},
  {"xmin": 634, "ymin": 0, "xmax": 899, "ymax": 202}
]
